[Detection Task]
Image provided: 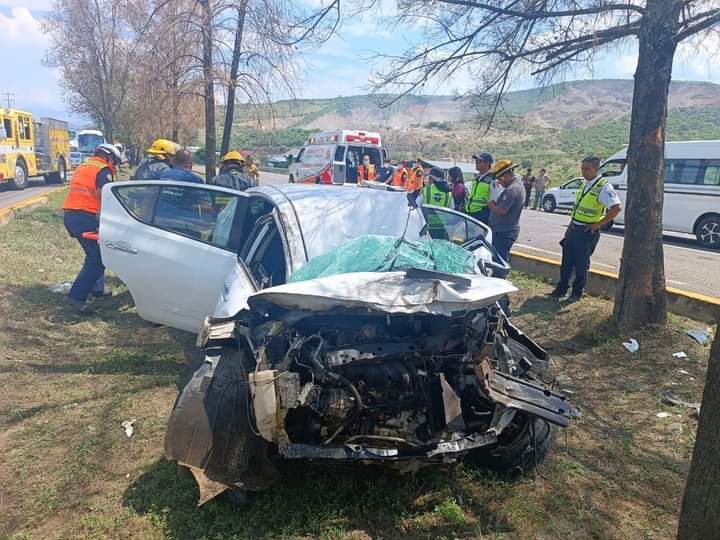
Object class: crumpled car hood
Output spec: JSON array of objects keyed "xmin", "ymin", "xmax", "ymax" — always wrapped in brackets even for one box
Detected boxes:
[{"xmin": 248, "ymin": 271, "xmax": 517, "ymax": 316}]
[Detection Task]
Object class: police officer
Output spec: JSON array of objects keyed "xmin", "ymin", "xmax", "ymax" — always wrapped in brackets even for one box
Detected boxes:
[
  {"xmin": 418, "ymin": 168, "xmax": 452, "ymax": 239},
  {"xmin": 130, "ymin": 138, "xmax": 176, "ymax": 180},
  {"xmin": 208, "ymin": 151, "xmax": 252, "ymax": 191},
  {"xmin": 548, "ymin": 156, "xmax": 622, "ymax": 303},
  {"xmin": 466, "ymin": 152, "xmax": 494, "ymax": 224},
  {"xmin": 62, "ymin": 144, "xmax": 123, "ymax": 314}
]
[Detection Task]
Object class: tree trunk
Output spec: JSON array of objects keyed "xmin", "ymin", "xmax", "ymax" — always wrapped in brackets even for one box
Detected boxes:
[
  {"xmin": 200, "ymin": 0, "xmax": 216, "ymax": 178},
  {"xmin": 220, "ymin": 1, "xmax": 248, "ymax": 156},
  {"xmin": 677, "ymin": 321, "xmax": 720, "ymax": 539},
  {"xmin": 613, "ymin": 0, "xmax": 682, "ymax": 329}
]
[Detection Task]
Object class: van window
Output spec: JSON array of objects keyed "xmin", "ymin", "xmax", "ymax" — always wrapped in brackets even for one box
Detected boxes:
[
  {"xmin": 599, "ymin": 159, "xmax": 625, "ymax": 178},
  {"xmin": 665, "ymin": 159, "xmax": 703, "ymax": 185},
  {"xmin": 334, "ymin": 145, "xmax": 346, "ymax": 162},
  {"xmin": 362, "ymin": 147, "xmax": 382, "ymax": 167},
  {"xmin": 702, "ymin": 161, "xmax": 720, "ymax": 186}
]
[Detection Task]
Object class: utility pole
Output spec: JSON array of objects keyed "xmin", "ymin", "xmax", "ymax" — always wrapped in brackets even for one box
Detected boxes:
[{"xmin": 1, "ymin": 93, "xmax": 15, "ymax": 108}]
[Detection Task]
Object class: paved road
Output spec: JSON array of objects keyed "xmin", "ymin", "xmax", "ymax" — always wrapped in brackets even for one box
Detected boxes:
[
  {"xmin": 0, "ymin": 178, "xmax": 63, "ymax": 209},
  {"xmin": 515, "ymin": 208, "xmax": 720, "ymax": 297}
]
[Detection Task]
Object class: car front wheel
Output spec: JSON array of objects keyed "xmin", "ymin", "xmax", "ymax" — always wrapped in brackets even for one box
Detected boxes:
[
  {"xmin": 542, "ymin": 195, "xmax": 556, "ymax": 213},
  {"xmin": 696, "ymin": 215, "xmax": 720, "ymax": 248}
]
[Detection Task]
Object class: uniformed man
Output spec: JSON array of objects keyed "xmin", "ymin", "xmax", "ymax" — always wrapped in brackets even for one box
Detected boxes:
[
  {"xmin": 62, "ymin": 143, "xmax": 124, "ymax": 314},
  {"xmin": 208, "ymin": 151, "xmax": 252, "ymax": 191},
  {"xmin": 466, "ymin": 152, "xmax": 494, "ymax": 224},
  {"xmin": 130, "ymin": 138, "xmax": 176, "ymax": 180},
  {"xmin": 548, "ymin": 156, "xmax": 622, "ymax": 303},
  {"xmin": 390, "ymin": 160, "xmax": 409, "ymax": 187},
  {"xmin": 376, "ymin": 158, "xmax": 395, "ymax": 184},
  {"xmin": 419, "ymin": 168, "xmax": 453, "ymax": 239}
]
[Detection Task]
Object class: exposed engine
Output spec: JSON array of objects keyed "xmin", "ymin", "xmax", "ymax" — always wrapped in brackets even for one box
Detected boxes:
[{"xmin": 243, "ymin": 303, "xmax": 569, "ymax": 461}]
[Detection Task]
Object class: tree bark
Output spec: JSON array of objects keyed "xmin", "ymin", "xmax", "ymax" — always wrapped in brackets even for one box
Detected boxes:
[
  {"xmin": 613, "ymin": 0, "xmax": 682, "ymax": 329},
  {"xmin": 677, "ymin": 321, "xmax": 720, "ymax": 539},
  {"xmin": 200, "ymin": 0, "xmax": 216, "ymax": 178},
  {"xmin": 220, "ymin": 1, "xmax": 248, "ymax": 156}
]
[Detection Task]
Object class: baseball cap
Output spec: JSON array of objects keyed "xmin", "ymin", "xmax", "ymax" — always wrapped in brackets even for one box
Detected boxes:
[{"xmin": 472, "ymin": 152, "xmax": 493, "ymax": 164}]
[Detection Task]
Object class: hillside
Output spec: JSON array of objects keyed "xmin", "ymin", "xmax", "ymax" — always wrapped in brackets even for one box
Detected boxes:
[{"xmin": 221, "ymin": 79, "xmax": 720, "ymax": 180}]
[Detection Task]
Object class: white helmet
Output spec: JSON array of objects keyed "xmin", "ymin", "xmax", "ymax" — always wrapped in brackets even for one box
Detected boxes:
[{"xmin": 95, "ymin": 143, "xmax": 124, "ymax": 164}]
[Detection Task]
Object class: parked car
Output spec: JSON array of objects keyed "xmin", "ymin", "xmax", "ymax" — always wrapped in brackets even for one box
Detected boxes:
[
  {"xmin": 541, "ymin": 177, "xmax": 583, "ymax": 213},
  {"xmin": 99, "ymin": 182, "xmax": 573, "ymax": 504}
]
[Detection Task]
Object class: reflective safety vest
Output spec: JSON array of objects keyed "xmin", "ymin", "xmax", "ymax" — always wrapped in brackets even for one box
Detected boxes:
[
  {"xmin": 572, "ymin": 177, "xmax": 608, "ymax": 224},
  {"xmin": 466, "ymin": 172, "xmax": 492, "ymax": 213},
  {"xmin": 357, "ymin": 164, "xmax": 376, "ymax": 183},
  {"xmin": 422, "ymin": 184, "xmax": 452, "ymax": 208},
  {"xmin": 391, "ymin": 167, "xmax": 408, "ymax": 187},
  {"xmin": 63, "ymin": 156, "xmax": 112, "ymax": 214},
  {"xmin": 406, "ymin": 167, "xmax": 424, "ymax": 192}
]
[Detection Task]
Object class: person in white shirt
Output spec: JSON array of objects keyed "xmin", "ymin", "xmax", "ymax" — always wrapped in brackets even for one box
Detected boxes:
[{"xmin": 548, "ymin": 156, "xmax": 622, "ymax": 303}]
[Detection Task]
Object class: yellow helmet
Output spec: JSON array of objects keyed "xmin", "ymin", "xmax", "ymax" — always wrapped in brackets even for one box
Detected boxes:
[
  {"xmin": 221, "ymin": 150, "xmax": 245, "ymax": 164},
  {"xmin": 490, "ymin": 159, "xmax": 518, "ymax": 177},
  {"xmin": 146, "ymin": 138, "xmax": 177, "ymax": 157}
]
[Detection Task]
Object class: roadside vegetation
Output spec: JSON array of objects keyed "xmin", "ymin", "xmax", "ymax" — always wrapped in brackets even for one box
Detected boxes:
[{"xmin": 0, "ymin": 194, "xmax": 713, "ymax": 539}]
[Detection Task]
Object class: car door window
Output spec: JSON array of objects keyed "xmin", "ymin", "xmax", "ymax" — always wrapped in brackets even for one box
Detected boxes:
[
  {"xmin": 114, "ymin": 184, "xmax": 243, "ymax": 250},
  {"xmin": 422, "ymin": 207, "xmax": 485, "ymax": 245},
  {"xmin": 564, "ymin": 179, "xmax": 582, "ymax": 190}
]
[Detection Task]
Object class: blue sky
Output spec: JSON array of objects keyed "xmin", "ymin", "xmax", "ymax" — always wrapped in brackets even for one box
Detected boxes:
[{"xmin": 2, "ymin": 1, "xmax": 719, "ymax": 124}]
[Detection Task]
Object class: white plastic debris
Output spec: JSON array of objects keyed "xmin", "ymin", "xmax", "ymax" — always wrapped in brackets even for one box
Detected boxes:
[
  {"xmin": 121, "ymin": 419, "xmax": 136, "ymax": 438},
  {"xmin": 678, "ymin": 369, "xmax": 690, "ymax": 375},
  {"xmin": 686, "ymin": 330, "xmax": 710, "ymax": 345},
  {"xmin": 49, "ymin": 281, "xmax": 73, "ymax": 294},
  {"xmin": 672, "ymin": 351, "xmax": 688, "ymax": 359},
  {"xmin": 656, "ymin": 412, "xmax": 670, "ymax": 418},
  {"xmin": 622, "ymin": 338, "xmax": 639, "ymax": 353}
]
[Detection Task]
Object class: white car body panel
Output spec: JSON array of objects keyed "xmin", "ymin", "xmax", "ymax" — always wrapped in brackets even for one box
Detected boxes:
[{"xmin": 249, "ymin": 272, "xmax": 518, "ymax": 316}]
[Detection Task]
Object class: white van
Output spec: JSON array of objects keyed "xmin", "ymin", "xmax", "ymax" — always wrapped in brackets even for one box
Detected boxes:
[
  {"xmin": 288, "ymin": 130, "xmax": 389, "ymax": 185},
  {"xmin": 542, "ymin": 141, "xmax": 720, "ymax": 248},
  {"xmin": 600, "ymin": 141, "xmax": 720, "ymax": 248}
]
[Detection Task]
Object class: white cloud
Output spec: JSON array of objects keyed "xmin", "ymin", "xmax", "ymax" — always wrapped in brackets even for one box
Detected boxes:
[
  {"xmin": 0, "ymin": 0, "xmax": 53, "ymax": 11},
  {"xmin": 0, "ymin": 6, "xmax": 48, "ymax": 48}
]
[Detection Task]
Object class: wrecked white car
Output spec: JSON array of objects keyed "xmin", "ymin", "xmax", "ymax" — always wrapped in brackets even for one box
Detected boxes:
[{"xmin": 99, "ymin": 182, "xmax": 572, "ymax": 504}]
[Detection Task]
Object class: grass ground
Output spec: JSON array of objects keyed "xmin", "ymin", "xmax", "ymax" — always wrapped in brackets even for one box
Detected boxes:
[{"xmin": 0, "ymin": 191, "xmax": 713, "ymax": 539}]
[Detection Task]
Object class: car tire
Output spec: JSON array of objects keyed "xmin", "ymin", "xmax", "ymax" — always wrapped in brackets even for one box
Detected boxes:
[
  {"xmin": 45, "ymin": 157, "xmax": 67, "ymax": 184},
  {"xmin": 696, "ymin": 215, "xmax": 720, "ymax": 249},
  {"xmin": 10, "ymin": 160, "xmax": 28, "ymax": 190},
  {"xmin": 542, "ymin": 195, "xmax": 556, "ymax": 213},
  {"xmin": 466, "ymin": 414, "xmax": 556, "ymax": 477}
]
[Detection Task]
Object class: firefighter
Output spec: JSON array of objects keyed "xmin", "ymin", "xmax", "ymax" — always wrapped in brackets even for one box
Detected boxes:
[
  {"xmin": 244, "ymin": 156, "xmax": 260, "ymax": 186},
  {"xmin": 130, "ymin": 138, "xmax": 177, "ymax": 180},
  {"xmin": 405, "ymin": 162, "xmax": 426, "ymax": 208},
  {"xmin": 357, "ymin": 154, "xmax": 376, "ymax": 184},
  {"xmin": 62, "ymin": 144, "xmax": 124, "ymax": 314},
  {"xmin": 208, "ymin": 151, "xmax": 252, "ymax": 191}
]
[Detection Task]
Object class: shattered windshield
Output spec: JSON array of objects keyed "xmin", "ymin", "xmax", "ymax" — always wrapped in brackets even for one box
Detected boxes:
[{"xmin": 288, "ymin": 234, "xmax": 475, "ymax": 283}]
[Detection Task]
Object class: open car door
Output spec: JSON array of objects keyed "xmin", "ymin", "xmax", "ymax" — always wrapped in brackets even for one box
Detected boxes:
[{"xmin": 100, "ymin": 181, "xmax": 255, "ymax": 333}]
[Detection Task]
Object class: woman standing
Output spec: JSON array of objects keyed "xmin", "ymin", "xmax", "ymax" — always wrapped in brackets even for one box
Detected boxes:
[{"xmin": 448, "ymin": 166, "xmax": 467, "ymax": 212}]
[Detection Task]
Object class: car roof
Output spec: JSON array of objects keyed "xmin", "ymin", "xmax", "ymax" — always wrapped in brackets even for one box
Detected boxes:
[{"xmin": 250, "ymin": 184, "xmax": 426, "ymax": 261}]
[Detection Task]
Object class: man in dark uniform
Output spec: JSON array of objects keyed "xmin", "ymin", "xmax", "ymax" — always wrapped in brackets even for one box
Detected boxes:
[
  {"xmin": 208, "ymin": 151, "xmax": 253, "ymax": 191},
  {"xmin": 130, "ymin": 138, "xmax": 176, "ymax": 180},
  {"xmin": 63, "ymin": 144, "xmax": 123, "ymax": 314},
  {"xmin": 548, "ymin": 156, "xmax": 622, "ymax": 303}
]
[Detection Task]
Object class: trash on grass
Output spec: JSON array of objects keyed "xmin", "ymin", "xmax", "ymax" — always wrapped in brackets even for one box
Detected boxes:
[
  {"xmin": 49, "ymin": 281, "xmax": 73, "ymax": 294},
  {"xmin": 622, "ymin": 338, "xmax": 639, "ymax": 353},
  {"xmin": 677, "ymin": 369, "xmax": 690, "ymax": 375},
  {"xmin": 121, "ymin": 419, "xmax": 136, "ymax": 438},
  {"xmin": 662, "ymin": 390, "xmax": 701, "ymax": 418},
  {"xmin": 672, "ymin": 351, "xmax": 688, "ymax": 359},
  {"xmin": 656, "ymin": 412, "xmax": 670, "ymax": 418},
  {"xmin": 686, "ymin": 330, "xmax": 710, "ymax": 345}
]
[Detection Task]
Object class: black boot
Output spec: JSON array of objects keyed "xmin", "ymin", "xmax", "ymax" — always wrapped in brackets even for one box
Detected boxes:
[
  {"xmin": 566, "ymin": 290, "xmax": 583, "ymax": 304},
  {"xmin": 547, "ymin": 286, "xmax": 567, "ymax": 298}
]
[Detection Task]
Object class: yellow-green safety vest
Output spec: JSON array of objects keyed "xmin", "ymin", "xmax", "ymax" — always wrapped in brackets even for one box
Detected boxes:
[
  {"xmin": 572, "ymin": 177, "xmax": 608, "ymax": 224},
  {"xmin": 466, "ymin": 172, "xmax": 492, "ymax": 213},
  {"xmin": 422, "ymin": 184, "xmax": 452, "ymax": 208}
]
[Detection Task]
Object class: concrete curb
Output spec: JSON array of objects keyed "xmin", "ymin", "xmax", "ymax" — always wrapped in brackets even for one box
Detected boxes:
[
  {"xmin": 0, "ymin": 188, "xmax": 65, "ymax": 226},
  {"xmin": 510, "ymin": 250, "xmax": 720, "ymax": 323}
]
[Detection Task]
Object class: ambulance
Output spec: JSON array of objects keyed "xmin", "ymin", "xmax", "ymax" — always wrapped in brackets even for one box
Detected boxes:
[
  {"xmin": 288, "ymin": 130, "xmax": 389, "ymax": 185},
  {"xmin": 0, "ymin": 108, "xmax": 70, "ymax": 190}
]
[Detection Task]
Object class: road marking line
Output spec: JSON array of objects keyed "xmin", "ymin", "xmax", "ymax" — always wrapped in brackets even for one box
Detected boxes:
[{"xmin": 514, "ymin": 243, "xmax": 618, "ymax": 270}]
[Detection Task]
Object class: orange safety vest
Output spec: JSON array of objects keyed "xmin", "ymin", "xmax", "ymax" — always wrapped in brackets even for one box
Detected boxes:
[
  {"xmin": 391, "ymin": 167, "xmax": 408, "ymax": 187},
  {"xmin": 406, "ymin": 167, "xmax": 424, "ymax": 192},
  {"xmin": 63, "ymin": 156, "xmax": 113, "ymax": 214},
  {"xmin": 357, "ymin": 164, "xmax": 376, "ymax": 184}
]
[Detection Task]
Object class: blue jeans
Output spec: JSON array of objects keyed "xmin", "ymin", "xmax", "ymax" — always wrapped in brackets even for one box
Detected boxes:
[
  {"xmin": 492, "ymin": 230, "xmax": 519, "ymax": 264},
  {"xmin": 64, "ymin": 211, "xmax": 105, "ymax": 302}
]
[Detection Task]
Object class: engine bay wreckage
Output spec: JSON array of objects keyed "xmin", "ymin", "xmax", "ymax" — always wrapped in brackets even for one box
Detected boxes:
[{"xmin": 165, "ymin": 271, "xmax": 574, "ymax": 504}]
